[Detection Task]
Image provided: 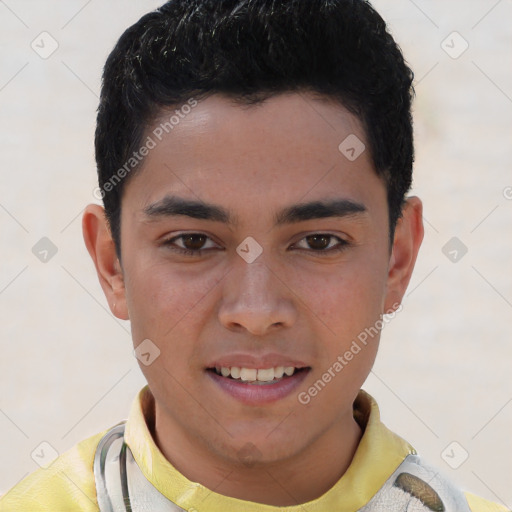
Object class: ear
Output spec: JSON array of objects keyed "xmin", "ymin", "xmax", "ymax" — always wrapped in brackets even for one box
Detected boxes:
[
  {"xmin": 383, "ymin": 196, "xmax": 424, "ymax": 314},
  {"xmin": 82, "ymin": 204, "xmax": 129, "ymax": 320}
]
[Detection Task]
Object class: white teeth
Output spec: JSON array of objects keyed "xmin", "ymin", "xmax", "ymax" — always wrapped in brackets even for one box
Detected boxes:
[
  {"xmin": 240, "ymin": 368, "xmax": 257, "ymax": 381},
  {"xmin": 214, "ymin": 365, "xmax": 300, "ymax": 382},
  {"xmin": 274, "ymin": 366, "xmax": 284, "ymax": 379},
  {"xmin": 256, "ymin": 368, "xmax": 274, "ymax": 382}
]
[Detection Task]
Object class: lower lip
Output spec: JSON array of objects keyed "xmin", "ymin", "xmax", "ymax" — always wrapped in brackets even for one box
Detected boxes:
[{"xmin": 206, "ymin": 369, "xmax": 310, "ymax": 405}]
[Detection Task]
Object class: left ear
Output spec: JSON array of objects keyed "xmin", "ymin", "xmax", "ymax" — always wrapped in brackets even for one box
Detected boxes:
[{"xmin": 384, "ymin": 196, "xmax": 424, "ymax": 314}]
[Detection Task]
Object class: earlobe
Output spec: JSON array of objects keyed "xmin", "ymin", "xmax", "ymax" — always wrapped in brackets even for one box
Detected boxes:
[
  {"xmin": 383, "ymin": 196, "xmax": 424, "ymax": 313},
  {"xmin": 82, "ymin": 204, "xmax": 129, "ymax": 320}
]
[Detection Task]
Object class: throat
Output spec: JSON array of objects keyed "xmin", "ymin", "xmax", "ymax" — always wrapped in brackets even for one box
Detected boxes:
[{"xmin": 152, "ymin": 401, "xmax": 362, "ymax": 507}]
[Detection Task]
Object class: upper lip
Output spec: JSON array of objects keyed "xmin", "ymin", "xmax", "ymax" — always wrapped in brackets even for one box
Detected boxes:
[{"xmin": 207, "ymin": 353, "xmax": 309, "ymax": 370}]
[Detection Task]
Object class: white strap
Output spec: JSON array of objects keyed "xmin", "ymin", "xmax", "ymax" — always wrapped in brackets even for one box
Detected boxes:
[
  {"xmin": 93, "ymin": 422, "xmax": 185, "ymax": 511},
  {"xmin": 360, "ymin": 454, "xmax": 471, "ymax": 512}
]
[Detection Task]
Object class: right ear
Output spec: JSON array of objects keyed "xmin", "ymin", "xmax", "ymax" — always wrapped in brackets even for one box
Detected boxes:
[{"xmin": 82, "ymin": 204, "xmax": 129, "ymax": 320}]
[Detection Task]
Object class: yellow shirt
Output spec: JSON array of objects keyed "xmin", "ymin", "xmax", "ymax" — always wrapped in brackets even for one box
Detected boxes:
[{"xmin": 0, "ymin": 386, "xmax": 507, "ymax": 512}]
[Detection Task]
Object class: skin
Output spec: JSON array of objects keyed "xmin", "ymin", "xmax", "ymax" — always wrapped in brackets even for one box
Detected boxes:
[{"xmin": 83, "ymin": 92, "xmax": 423, "ymax": 506}]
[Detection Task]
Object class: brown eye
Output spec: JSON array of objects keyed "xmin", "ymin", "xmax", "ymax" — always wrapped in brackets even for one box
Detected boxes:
[
  {"xmin": 161, "ymin": 233, "xmax": 220, "ymax": 256},
  {"xmin": 293, "ymin": 233, "xmax": 349, "ymax": 255},
  {"xmin": 305, "ymin": 234, "xmax": 331, "ymax": 250},
  {"xmin": 181, "ymin": 234, "xmax": 208, "ymax": 250}
]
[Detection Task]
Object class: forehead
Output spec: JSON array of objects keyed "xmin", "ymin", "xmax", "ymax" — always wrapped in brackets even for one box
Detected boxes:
[{"xmin": 122, "ymin": 92, "xmax": 385, "ymax": 223}]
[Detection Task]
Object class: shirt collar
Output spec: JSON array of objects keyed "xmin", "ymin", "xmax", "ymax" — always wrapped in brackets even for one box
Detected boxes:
[{"xmin": 124, "ymin": 385, "xmax": 415, "ymax": 512}]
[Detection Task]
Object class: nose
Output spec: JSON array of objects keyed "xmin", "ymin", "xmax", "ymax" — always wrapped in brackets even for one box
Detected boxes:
[{"xmin": 218, "ymin": 257, "xmax": 297, "ymax": 336}]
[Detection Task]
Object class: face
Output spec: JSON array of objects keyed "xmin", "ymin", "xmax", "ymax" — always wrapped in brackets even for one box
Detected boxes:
[{"xmin": 90, "ymin": 93, "xmax": 419, "ymax": 467}]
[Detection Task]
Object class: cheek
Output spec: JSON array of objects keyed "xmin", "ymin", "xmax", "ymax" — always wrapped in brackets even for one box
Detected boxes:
[
  {"xmin": 123, "ymin": 260, "xmax": 221, "ymax": 344},
  {"xmin": 291, "ymin": 256, "xmax": 388, "ymax": 341},
  {"xmin": 294, "ymin": 264, "xmax": 385, "ymax": 410}
]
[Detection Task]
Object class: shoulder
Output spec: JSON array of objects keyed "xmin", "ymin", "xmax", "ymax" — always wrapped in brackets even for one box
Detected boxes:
[
  {"xmin": 0, "ymin": 427, "xmax": 110, "ymax": 512},
  {"xmin": 465, "ymin": 492, "xmax": 510, "ymax": 512}
]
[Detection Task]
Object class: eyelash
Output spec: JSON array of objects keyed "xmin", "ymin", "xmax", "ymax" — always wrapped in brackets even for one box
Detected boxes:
[{"xmin": 160, "ymin": 233, "xmax": 350, "ymax": 257}]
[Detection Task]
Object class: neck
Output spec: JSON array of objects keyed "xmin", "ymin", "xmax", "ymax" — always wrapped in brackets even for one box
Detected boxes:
[{"xmin": 153, "ymin": 406, "xmax": 362, "ymax": 507}]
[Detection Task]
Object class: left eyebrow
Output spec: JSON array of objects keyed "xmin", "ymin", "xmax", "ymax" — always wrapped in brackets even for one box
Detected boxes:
[
  {"xmin": 142, "ymin": 195, "xmax": 367, "ymax": 226},
  {"xmin": 274, "ymin": 199, "xmax": 367, "ymax": 225}
]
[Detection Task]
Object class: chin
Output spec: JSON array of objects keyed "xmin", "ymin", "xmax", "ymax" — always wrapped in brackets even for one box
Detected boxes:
[{"xmin": 217, "ymin": 431, "xmax": 307, "ymax": 468}]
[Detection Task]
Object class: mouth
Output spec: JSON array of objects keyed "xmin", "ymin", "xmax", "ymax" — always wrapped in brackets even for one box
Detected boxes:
[{"xmin": 205, "ymin": 365, "xmax": 311, "ymax": 405}]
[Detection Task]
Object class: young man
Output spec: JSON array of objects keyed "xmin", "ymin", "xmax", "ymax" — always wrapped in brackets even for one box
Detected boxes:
[{"xmin": 0, "ymin": 1, "xmax": 507, "ymax": 511}]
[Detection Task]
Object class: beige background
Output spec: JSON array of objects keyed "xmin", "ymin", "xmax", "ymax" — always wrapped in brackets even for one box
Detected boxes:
[{"xmin": 1, "ymin": 0, "xmax": 511, "ymax": 505}]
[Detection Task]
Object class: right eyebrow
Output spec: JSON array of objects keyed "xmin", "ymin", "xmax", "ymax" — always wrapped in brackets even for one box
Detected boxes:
[{"xmin": 143, "ymin": 195, "xmax": 233, "ymax": 223}]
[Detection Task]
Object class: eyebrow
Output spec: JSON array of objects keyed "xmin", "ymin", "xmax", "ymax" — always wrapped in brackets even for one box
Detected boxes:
[{"xmin": 142, "ymin": 195, "xmax": 367, "ymax": 226}]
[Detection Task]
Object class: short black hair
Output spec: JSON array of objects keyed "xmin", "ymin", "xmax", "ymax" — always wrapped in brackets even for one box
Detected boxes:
[{"xmin": 95, "ymin": 0, "xmax": 415, "ymax": 258}]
